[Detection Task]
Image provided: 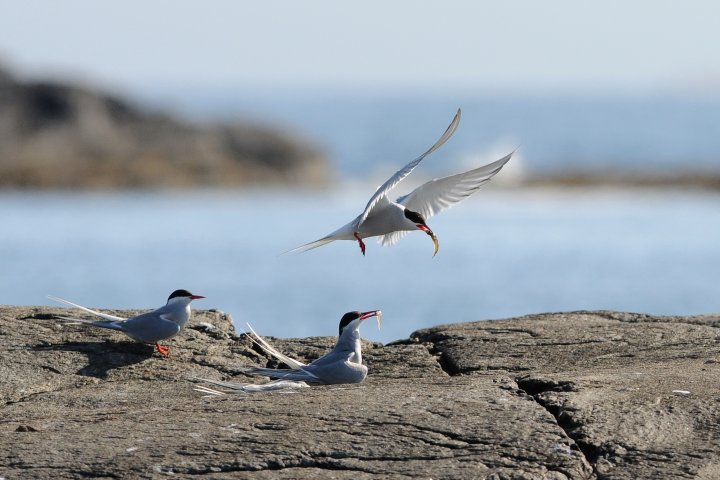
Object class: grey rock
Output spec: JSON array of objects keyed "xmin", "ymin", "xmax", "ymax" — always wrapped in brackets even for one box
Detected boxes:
[
  {"xmin": 412, "ymin": 310, "xmax": 720, "ymax": 479},
  {"xmin": 2, "ymin": 307, "xmax": 720, "ymax": 478}
]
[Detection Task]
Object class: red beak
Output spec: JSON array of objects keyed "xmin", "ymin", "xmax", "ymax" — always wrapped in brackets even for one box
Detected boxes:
[
  {"xmin": 417, "ymin": 224, "xmax": 432, "ymax": 234},
  {"xmin": 359, "ymin": 310, "xmax": 379, "ymax": 320},
  {"xmin": 190, "ymin": 295, "xmax": 206, "ymax": 300}
]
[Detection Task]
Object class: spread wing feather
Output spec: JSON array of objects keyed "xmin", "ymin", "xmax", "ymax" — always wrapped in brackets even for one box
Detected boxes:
[
  {"xmin": 356, "ymin": 109, "xmax": 462, "ymax": 227},
  {"xmin": 378, "ymin": 230, "xmax": 409, "ymax": 247},
  {"xmin": 396, "ymin": 151, "xmax": 513, "ymax": 221}
]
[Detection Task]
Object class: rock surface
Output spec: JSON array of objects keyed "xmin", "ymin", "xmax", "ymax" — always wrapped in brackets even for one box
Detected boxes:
[
  {"xmin": 0, "ymin": 65, "xmax": 328, "ymax": 188},
  {"xmin": 1, "ymin": 307, "xmax": 719, "ymax": 479}
]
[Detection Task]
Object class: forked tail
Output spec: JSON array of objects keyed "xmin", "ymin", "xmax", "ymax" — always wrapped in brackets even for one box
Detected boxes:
[
  {"xmin": 191, "ymin": 377, "xmax": 310, "ymax": 395},
  {"xmin": 47, "ymin": 295, "xmax": 126, "ymax": 322},
  {"xmin": 282, "ymin": 236, "xmax": 335, "ymax": 255},
  {"xmin": 51, "ymin": 315, "xmax": 125, "ymax": 332}
]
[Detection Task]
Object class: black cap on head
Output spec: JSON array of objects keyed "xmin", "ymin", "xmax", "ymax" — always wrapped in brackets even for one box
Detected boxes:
[
  {"xmin": 338, "ymin": 311, "xmax": 362, "ymax": 336},
  {"xmin": 167, "ymin": 289, "xmax": 193, "ymax": 302},
  {"xmin": 404, "ymin": 209, "xmax": 426, "ymax": 225}
]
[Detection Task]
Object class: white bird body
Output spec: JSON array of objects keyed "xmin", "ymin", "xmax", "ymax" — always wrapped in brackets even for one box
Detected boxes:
[
  {"xmin": 47, "ymin": 289, "xmax": 205, "ymax": 356},
  {"xmin": 287, "ymin": 109, "xmax": 513, "ymax": 256},
  {"xmin": 328, "ymin": 201, "xmax": 414, "ymax": 240},
  {"xmin": 193, "ymin": 310, "xmax": 381, "ymax": 394}
]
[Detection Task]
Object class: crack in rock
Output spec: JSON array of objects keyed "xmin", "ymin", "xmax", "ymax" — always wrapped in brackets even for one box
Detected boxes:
[
  {"xmin": 158, "ymin": 456, "xmax": 379, "ymax": 475},
  {"xmin": 415, "ymin": 338, "xmax": 460, "ymax": 376},
  {"xmin": 516, "ymin": 376, "xmax": 598, "ymax": 478}
]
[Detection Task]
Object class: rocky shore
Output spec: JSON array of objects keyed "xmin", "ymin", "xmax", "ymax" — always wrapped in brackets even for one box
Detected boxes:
[
  {"xmin": 2, "ymin": 306, "xmax": 719, "ymax": 479},
  {"xmin": 0, "ymin": 66, "xmax": 328, "ymax": 188}
]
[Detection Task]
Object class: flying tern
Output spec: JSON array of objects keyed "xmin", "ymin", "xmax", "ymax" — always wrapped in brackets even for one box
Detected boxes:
[
  {"xmin": 287, "ymin": 109, "xmax": 513, "ymax": 256},
  {"xmin": 47, "ymin": 289, "xmax": 205, "ymax": 356},
  {"xmin": 194, "ymin": 310, "xmax": 381, "ymax": 394}
]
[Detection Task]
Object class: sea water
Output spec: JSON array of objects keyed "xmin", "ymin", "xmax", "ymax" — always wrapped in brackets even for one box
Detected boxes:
[{"xmin": 1, "ymin": 187, "xmax": 718, "ymax": 343}]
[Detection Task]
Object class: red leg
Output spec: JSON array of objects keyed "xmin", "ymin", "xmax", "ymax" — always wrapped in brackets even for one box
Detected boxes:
[
  {"xmin": 353, "ymin": 232, "xmax": 366, "ymax": 256},
  {"xmin": 155, "ymin": 342, "xmax": 170, "ymax": 357}
]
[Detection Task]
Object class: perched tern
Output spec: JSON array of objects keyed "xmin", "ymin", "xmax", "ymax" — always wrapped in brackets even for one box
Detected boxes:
[
  {"xmin": 47, "ymin": 289, "xmax": 205, "ymax": 356},
  {"xmin": 287, "ymin": 109, "xmax": 513, "ymax": 256},
  {"xmin": 194, "ymin": 310, "xmax": 381, "ymax": 394}
]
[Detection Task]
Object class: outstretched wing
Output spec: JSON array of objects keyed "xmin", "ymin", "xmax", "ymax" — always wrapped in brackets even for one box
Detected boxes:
[
  {"xmin": 377, "ymin": 151, "xmax": 513, "ymax": 246},
  {"xmin": 397, "ymin": 151, "xmax": 513, "ymax": 220},
  {"xmin": 377, "ymin": 230, "xmax": 408, "ymax": 247},
  {"xmin": 356, "ymin": 109, "xmax": 462, "ymax": 228},
  {"xmin": 47, "ymin": 295, "xmax": 126, "ymax": 322}
]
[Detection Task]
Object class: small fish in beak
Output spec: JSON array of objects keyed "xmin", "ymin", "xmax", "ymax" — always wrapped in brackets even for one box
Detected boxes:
[{"xmin": 417, "ymin": 224, "xmax": 440, "ymax": 257}]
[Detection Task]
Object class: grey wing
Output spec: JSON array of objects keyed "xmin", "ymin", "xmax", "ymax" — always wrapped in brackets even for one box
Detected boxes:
[
  {"xmin": 305, "ymin": 350, "xmax": 367, "ymax": 384},
  {"xmin": 121, "ymin": 312, "xmax": 181, "ymax": 343},
  {"xmin": 398, "ymin": 151, "xmax": 512, "ymax": 220},
  {"xmin": 379, "ymin": 151, "xmax": 512, "ymax": 246},
  {"xmin": 307, "ymin": 348, "xmax": 354, "ymax": 368},
  {"xmin": 309, "ymin": 358, "xmax": 367, "ymax": 385},
  {"xmin": 241, "ymin": 366, "xmax": 321, "ymax": 383},
  {"xmin": 356, "ymin": 109, "xmax": 462, "ymax": 227}
]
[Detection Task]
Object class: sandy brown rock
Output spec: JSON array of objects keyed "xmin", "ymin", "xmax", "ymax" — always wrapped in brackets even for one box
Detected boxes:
[{"xmin": 2, "ymin": 307, "xmax": 720, "ymax": 478}]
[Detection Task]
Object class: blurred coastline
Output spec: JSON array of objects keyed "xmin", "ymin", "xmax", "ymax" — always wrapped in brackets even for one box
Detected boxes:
[
  {"xmin": 1, "ymin": 64, "xmax": 719, "ymax": 191},
  {"xmin": 0, "ymin": 64, "xmax": 328, "ymax": 189}
]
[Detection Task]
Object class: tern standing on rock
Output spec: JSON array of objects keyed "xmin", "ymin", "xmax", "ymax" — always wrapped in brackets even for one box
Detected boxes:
[
  {"xmin": 287, "ymin": 109, "xmax": 513, "ymax": 256},
  {"xmin": 194, "ymin": 310, "xmax": 381, "ymax": 394},
  {"xmin": 47, "ymin": 289, "xmax": 205, "ymax": 356}
]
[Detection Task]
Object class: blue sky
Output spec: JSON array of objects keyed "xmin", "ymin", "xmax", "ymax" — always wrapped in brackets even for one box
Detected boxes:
[{"xmin": 1, "ymin": 1, "xmax": 719, "ymax": 95}]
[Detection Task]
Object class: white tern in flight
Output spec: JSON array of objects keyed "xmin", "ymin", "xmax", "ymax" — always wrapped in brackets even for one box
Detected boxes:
[{"xmin": 287, "ymin": 109, "xmax": 513, "ymax": 256}]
